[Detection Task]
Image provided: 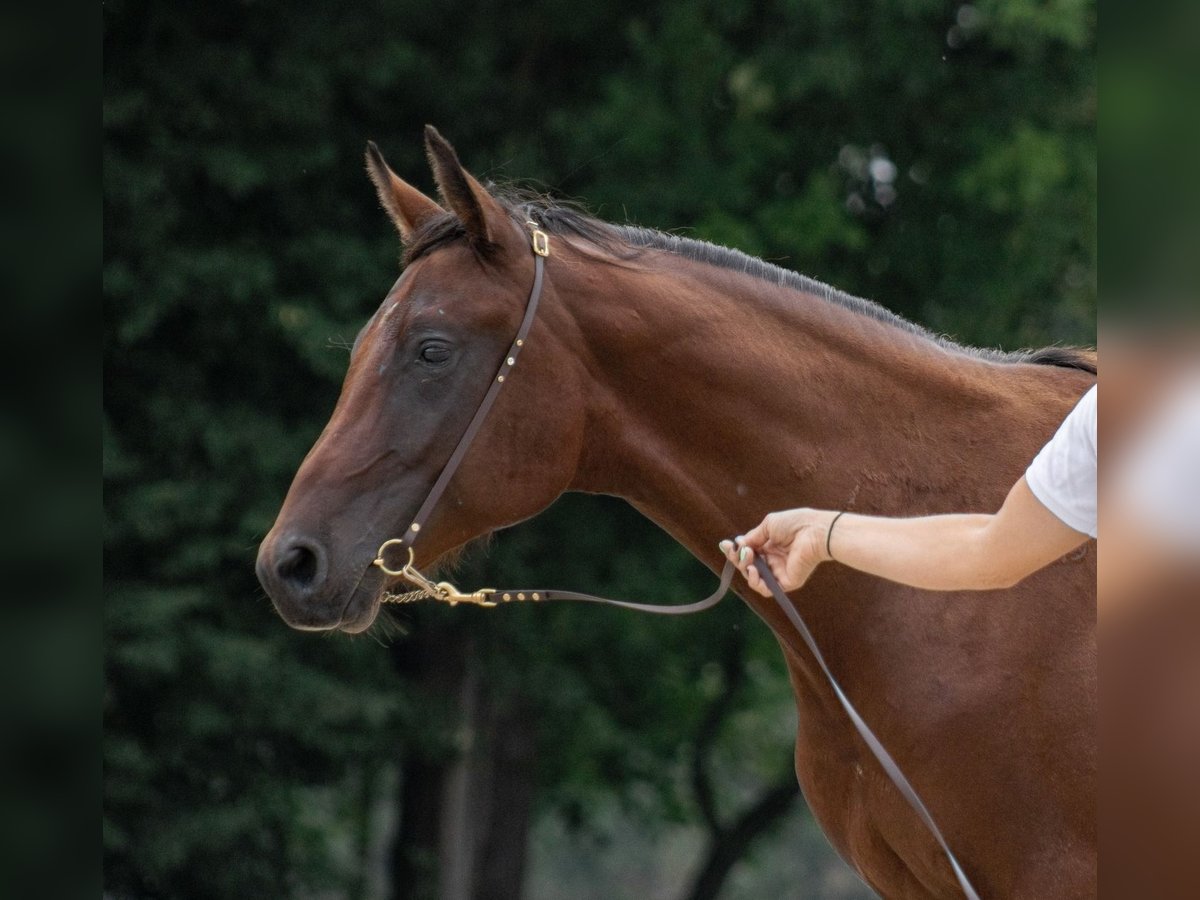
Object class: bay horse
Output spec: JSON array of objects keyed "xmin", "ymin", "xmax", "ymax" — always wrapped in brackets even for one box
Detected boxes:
[{"xmin": 256, "ymin": 127, "xmax": 1096, "ymax": 898}]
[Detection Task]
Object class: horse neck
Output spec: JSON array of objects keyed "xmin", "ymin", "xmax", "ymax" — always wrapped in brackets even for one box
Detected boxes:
[{"xmin": 554, "ymin": 246, "xmax": 1062, "ymax": 564}]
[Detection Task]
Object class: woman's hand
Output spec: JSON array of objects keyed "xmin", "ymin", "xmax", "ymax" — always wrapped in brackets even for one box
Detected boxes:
[{"xmin": 720, "ymin": 508, "xmax": 839, "ymax": 596}]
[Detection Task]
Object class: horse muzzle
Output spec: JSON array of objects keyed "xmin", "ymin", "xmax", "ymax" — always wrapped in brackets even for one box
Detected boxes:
[{"xmin": 255, "ymin": 529, "xmax": 380, "ymax": 633}]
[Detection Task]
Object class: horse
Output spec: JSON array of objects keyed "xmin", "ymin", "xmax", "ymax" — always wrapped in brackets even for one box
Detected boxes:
[{"xmin": 256, "ymin": 127, "xmax": 1096, "ymax": 898}]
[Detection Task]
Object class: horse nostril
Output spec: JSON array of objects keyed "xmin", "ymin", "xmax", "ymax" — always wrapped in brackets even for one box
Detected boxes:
[{"xmin": 276, "ymin": 539, "xmax": 325, "ymax": 590}]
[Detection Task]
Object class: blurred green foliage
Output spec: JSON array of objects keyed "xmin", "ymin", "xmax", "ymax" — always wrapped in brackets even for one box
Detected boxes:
[{"xmin": 104, "ymin": 0, "xmax": 1093, "ymax": 895}]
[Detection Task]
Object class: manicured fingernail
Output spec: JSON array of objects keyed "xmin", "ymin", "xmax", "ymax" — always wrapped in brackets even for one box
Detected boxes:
[
  {"xmin": 739, "ymin": 547, "xmax": 749, "ymax": 563},
  {"xmin": 718, "ymin": 541, "xmax": 731, "ymax": 554}
]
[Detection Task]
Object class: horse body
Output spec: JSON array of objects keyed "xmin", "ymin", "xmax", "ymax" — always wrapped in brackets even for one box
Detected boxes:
[
  {"xmin": 552, "ymin": 246, "xmax": 1096, "ymax": 898},
  {"xmin": 256, "ymin": 129, "xmax": 1095, "ymax": 898}
]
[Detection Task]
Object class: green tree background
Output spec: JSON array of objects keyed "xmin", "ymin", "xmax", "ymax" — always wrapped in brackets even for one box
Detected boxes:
[{"xmin": 103, "ymin": 0, "xmax": 1094, "ymax": 897}]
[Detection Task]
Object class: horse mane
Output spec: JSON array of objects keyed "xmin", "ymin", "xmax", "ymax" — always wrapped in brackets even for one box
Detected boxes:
[{"xmin": 404, "ymin": 189, "xmax": 1097, "ymax": 376}]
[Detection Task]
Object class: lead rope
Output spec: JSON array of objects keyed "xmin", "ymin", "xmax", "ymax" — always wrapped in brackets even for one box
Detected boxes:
[{"xmin": 370, "ymin": 220, "xmax": 981, "ymax": 898}]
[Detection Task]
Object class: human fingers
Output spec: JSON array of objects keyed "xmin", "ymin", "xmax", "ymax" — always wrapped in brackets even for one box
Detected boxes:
[
  {"xmin": 736, "ymin": 544, "xmax": 755, "ymax": 577},
  {"xmin": 738, "ymin": 519, "xmax": 775, "ymax": 553},
  {"xmin": 721, "ymin": 539, "xmax": 763, "ymax": 592},
  {"xmin": 729, "ymin": 544, "xmax": 766, "ymax": 594},
  {"xmin": 719, "ymin": 539, "xmax": 751, "ymax": 576},
  {"xmin": 744, "ymin": 560, "xmax": 771, "ymax": 597}
]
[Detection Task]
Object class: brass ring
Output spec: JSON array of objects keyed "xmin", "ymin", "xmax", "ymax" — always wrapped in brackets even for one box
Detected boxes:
[{"xmin": 373, "ymin": 539, "xmax": 413, "ymax": 577}]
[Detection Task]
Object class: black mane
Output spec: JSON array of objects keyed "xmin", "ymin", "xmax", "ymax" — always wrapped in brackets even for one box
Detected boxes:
[{"xmin": 403, "ymin": 191, "xmax": 1096, "ymax": 375}]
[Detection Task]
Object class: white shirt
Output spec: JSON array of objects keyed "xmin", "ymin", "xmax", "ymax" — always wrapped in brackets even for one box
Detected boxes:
[{"xmin": 1025, "ymin": 384, "xmax": 1097, "ymax": 538}]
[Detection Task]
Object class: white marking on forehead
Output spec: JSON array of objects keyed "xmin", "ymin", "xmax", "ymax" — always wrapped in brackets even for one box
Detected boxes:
[{"xmin": 379, "ymin": 268, "xmax": 411, "ymax": 313}]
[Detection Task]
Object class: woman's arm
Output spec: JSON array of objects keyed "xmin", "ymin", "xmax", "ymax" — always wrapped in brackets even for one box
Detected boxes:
[{"xmin": 721, "ymin": 476, "xmax": 1090, "ymax": 596}]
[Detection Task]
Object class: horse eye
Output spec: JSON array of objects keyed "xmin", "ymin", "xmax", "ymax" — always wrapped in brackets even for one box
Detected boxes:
[{"xmin": 418, "ymin": 342, "xmax": 452, "ymax": 366}]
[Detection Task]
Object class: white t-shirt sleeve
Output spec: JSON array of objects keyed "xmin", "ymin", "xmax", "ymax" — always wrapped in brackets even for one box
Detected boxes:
[{"xmin": 1025, "ymin": 384, "xmax": 1097, "ymax": 538}]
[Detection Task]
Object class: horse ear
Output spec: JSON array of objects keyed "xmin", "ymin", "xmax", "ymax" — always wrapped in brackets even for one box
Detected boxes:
[
  {"xmin": 365, "ymin": 141, "xmax": 443, "ymax": 241},
  {"xmin": 423, "ymin": 125, "xmax": 506, "ymax": 251}
]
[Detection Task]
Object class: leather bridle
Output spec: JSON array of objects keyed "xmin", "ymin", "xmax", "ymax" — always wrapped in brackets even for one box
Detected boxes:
[{"xmin": 368, "ymin": 219, "xmax": 981, "ymax": 899}]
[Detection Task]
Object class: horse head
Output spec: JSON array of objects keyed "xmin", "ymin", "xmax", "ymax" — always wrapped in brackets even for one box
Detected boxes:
[{"xmin": 256, "ymin": 127, "xmax": 586, "ymax": 632}]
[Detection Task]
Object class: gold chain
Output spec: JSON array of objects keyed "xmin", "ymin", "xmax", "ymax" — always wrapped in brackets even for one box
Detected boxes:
[{"xmin": 379, "ymin": 588, "xmax": 436, "ymax": 605}]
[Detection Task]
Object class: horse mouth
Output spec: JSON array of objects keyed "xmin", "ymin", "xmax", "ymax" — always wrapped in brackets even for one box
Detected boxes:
[
  {"xmin": 333, "ymin": 579, "xmax": 389, "ymax": 634},
  {"xmin": 273, "ymin": 577, "xmax": 386, "ymax": 635},
  {"xmin": 335, "ymin": 567, "xmax": 426, "ymax": 633}
]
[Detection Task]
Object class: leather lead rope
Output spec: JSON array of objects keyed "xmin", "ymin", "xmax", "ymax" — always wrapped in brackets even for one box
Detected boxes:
[{"xmin": 370, "ymin": 219, "xmax": 981, "ymax": 898}]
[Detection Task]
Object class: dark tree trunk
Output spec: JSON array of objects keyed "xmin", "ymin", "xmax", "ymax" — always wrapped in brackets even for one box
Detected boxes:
[
  {"xmin": 472, "ymin": 699, "xmax": 538, "ymax": 900},
  {"xmin": 680, "ymin": 626, "xmax": 800, "ymax": 900},
  {"xmin": 385, "ymin": 614, "xmax": 540, "ymax": 900},
  {"xmin": 682, "ymin": 778, "xmax": 800, "ymax": 900},
  {"xmin": 388, "ymin": 621, "xmax": 471, "ymax": 900},
  {"xmin": 349, "ymin": 761, "xmax": 380, "ymax": 900},
  {"xmin": 392, "ymin": 753, "xmax": 448, "ymax": 900}
]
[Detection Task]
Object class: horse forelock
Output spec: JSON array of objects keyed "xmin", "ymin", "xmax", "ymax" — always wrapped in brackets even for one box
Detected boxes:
[{"xmin": 403, "ymin": 213, "xmax": 470, "ymax": 267}]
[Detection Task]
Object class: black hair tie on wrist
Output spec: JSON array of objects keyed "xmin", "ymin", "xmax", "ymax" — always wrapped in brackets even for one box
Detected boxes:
[{"xmin": 826, "ymin": 511, "xmax": 847, "ymax": 561}]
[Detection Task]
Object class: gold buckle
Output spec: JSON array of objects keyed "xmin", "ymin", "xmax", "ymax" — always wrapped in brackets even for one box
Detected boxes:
[
  {"xmin": 526, "ymin": 220, "xmax": 550, "ymax": 257},
  {"xmin": 434, "ymin": 582, "xmax": 498, "ymax": 607}
]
